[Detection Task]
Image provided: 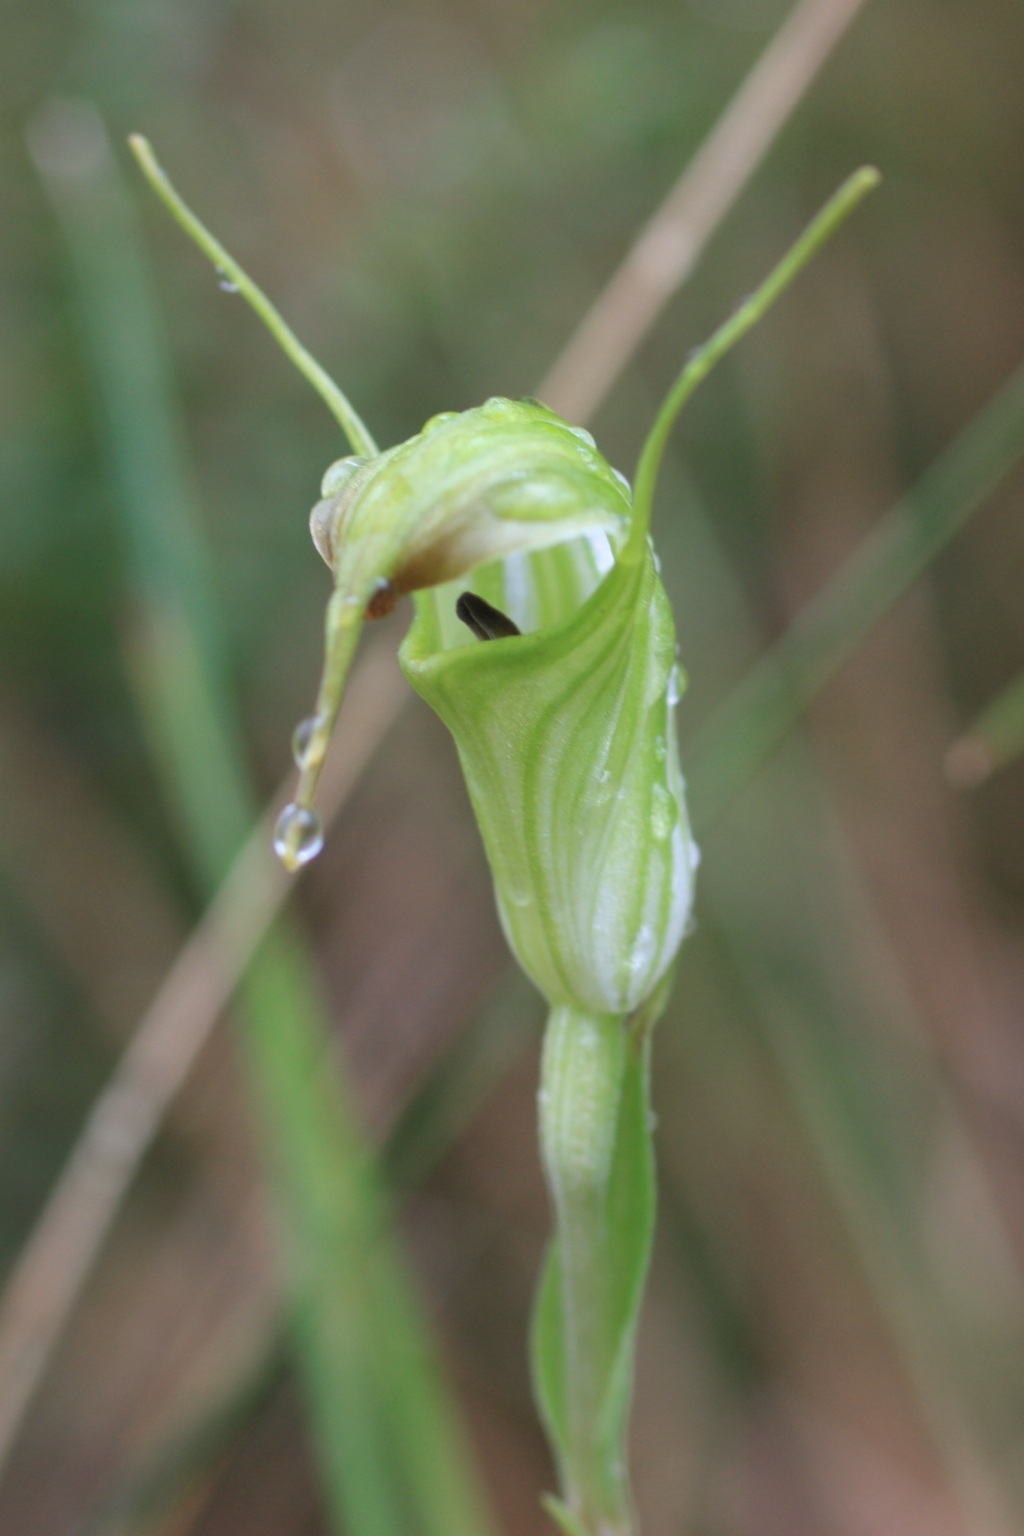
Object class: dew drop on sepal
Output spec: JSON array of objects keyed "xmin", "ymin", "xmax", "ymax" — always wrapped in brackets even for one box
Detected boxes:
[
  {"xmin": 421, "ymin": 411, "xmax": 459, "ymax": 434},
  {"xmin": 291, "ymin": 717, "xmax": 318, "ymax": 769},
  {"xmin": 274, "ymin": 803, "xmax": 324, "ymax": 868},
  {"xmin": 321, "ymin": 455, "xmax": 370, "ymax": 498}
]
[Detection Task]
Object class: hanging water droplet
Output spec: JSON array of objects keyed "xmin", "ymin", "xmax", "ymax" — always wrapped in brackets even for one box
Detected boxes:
[
  {"xmin": 568, "ymin": 425, "xmax": 596, "ymax": 447},
  {"xmin": 612, "ymin": 467, "xmax": 632, "ymax": 496},
  {"xmin": 666, "ymin": 664, "xmax": 682, "ymax": 707},
  {"xmin": 216, "ymin": 270, "xmax": 239, "ymax": 292},
  {"xmin": 650, "ymin": 782, "xmax": 678, "ymax": 841},
  {"xmin": 688, "ymin": 839, "xmax": 702, "ymax": 873},
  {"xmin": 291, "ymin": 716, "xmax": 319, "ymax": 769},
  {"xmin": 274, "ymin": 803, "xmax": 324, "ymax": 869},
  {"xmin": 321, "ymin": 456, "xmax": 369, "ymax": 498}
]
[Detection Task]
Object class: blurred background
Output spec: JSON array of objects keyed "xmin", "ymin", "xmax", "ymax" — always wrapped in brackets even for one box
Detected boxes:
[{"xmin": 3, "ymin": 0, "xmax": 1024, "ymax": 1532}]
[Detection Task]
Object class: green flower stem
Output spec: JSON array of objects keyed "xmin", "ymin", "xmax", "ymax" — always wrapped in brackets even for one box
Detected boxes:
[
  {"xmin": 539, "ymin": 1006, "xmax": 629, "ymax": 1533},
  {"xmin": 533, "ymin": 1005, "xmax": 659, "ymax": 1536},
  {"xmin": 627, "ymin": 165, "xmax": 880, "ymax": 557},
  {"xmin": 127, "ymin": 135, "xmax": 378, "ymax": 459}
]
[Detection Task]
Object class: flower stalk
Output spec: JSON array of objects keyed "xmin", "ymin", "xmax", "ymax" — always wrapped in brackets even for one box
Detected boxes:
[{"xmin": 131, "ymin": 138, "xmax": 879, "ymax": 1535}]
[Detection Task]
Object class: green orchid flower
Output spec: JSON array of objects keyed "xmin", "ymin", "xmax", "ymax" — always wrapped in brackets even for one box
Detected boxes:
[
  {"xmin": 129, "ymin": 135, "xmax": 878, "ymax": 1536},
  {"xmin": 290, "ymin": 395, "xmax": 696, "ymax": 1023}
]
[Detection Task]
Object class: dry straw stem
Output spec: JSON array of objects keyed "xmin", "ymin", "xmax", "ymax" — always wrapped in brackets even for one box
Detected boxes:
[
  {"xmin": 538, "ymin": 0, "xmax": 870, "ymax": 424},
  {"xmin": 0, "ymin": 0, "xmax": 870, "ymax": 1485},
  {"xmin": 0, "ymin": 637, "xmax": 406, "ymax": 1479}
]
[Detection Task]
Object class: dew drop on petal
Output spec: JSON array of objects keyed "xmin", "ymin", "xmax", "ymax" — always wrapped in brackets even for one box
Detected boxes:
[
  {"xmin": 666, "ymin": 664, "xmax": 682, "ymax": 707},
  {"xmin": 592, "ymin": 765, "xmax": 614, "ymax": 805},
  {"xmin": 274, "ymin": 804, "xmax": 324, "ymax": 868},
  {"xmin": 216, "ymin": 270, "xmax": 239, "ymax": 292},
  {"xmin": 651, "ymin": 782, "xmax": 678, "ymax": 842},
  {"xmin": 612, "ymin": 467, "xmax": 632, "ymax": 496},
  {"xmin": 567, "ymin": 424, "xmax": 596, "ymax": 447}
]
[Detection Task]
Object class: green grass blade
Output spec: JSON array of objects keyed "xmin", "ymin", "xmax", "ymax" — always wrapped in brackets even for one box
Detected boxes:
[
  {"xmin": 684, "ymin": 360, "xmax": 1024, "ymax": 830},
  {"xmin": 33, "ymin": 100, "xmax": 491, "ymax": 1536},
  {"xmin": 946, "ymin": 664, "xmax": 1024, "ymax": 787}
]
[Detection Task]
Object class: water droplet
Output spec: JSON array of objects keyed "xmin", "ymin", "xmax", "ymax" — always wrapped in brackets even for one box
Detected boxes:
[
  {"xmin": 422, "ymin": 410, "xmax": 458, "ymax": 434},
  {"xmin": 216, "ymin": 270, "xmax": 239, "ymax": 292},
  {"xmin": 651, "ymin": 782, "xmax": 678, "ymax": 841},
  {"xmin": 592, "ymin": 765, "xmax": 614, "ymax": 804},
  {"xmin": 291, "ymin": 716, "xmax": 320, "ymax": 769},
  {"xmin": 688, "ymin": 839, "xmax": 702, "ymax": 873},
  {"xmin": 628, "ymin": 924, "xmax": 657, "ymax": 973},
  {"xmin": 321, "ymin": 456, "xmax": 369, "ymax": 498},
  {"xmin": 274, "ymin": 804, "xmax": 324, "ymax": 869},
  {"xmin": 666, "ymin": 665, "xmax": 682, "ymax": 707},
  {"xmin": 568, "ymin": 425, "xmax": 596, "ymax": 447},
  {"xmin": 612, "ymin": 467, "xmax": 631, "ymax": 496},
  {"xmin": 646, "ymin": 536, "xmax": 662, "ymax": 573},
  {"xmin": 654, "ymin": 735, "xmax": 666, "ymax": 760}
]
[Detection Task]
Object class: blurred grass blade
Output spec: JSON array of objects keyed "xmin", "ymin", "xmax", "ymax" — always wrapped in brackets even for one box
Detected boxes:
[
  {"xmin": 537, "ymin": 0, "xmax": 872, "ymax": 423},
  {"xmin": 946, "ymin": 665, "xmax": 1024, "ymax": 787},
  {"xmin": 693, "ymin": 748, "xmax": 1021, "ymax": 1536},
  {"xmin": 30, "ymin": 97, "xmax": 492, "ymax": 1536},
  {"xmin": 82, "ymin": 966, "xmax": 542, "ymax": 1535},
  {"xmin": 684, "ymin": 360, "xmax": 1024, "ymax": 828}
]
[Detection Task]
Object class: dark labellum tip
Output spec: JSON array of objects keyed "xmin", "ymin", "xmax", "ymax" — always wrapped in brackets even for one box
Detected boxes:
[
  {"xmin": 456, "ymin": 592, "xmax": 522, "ymax": 642},
  {"xmin": 366, "ymin": 578, "xmax": 398, "ymax": 619}
]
